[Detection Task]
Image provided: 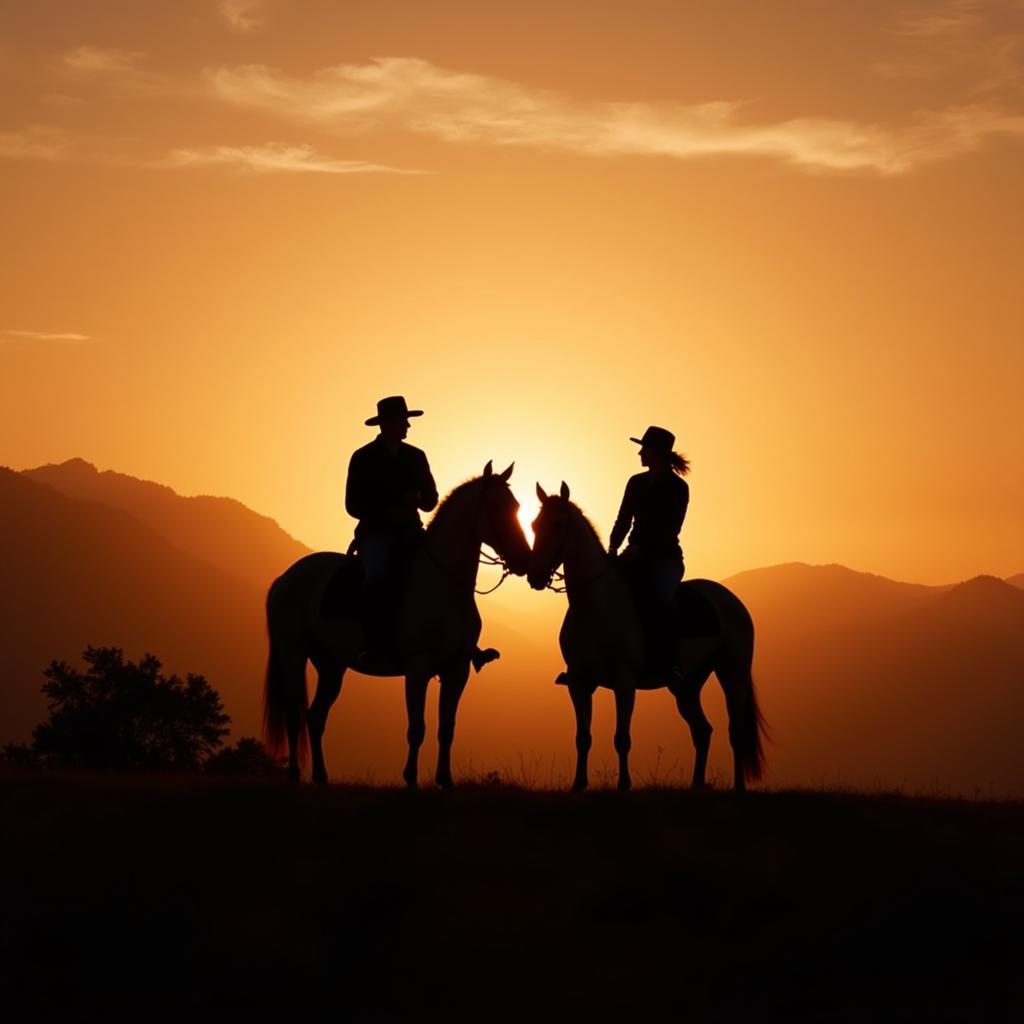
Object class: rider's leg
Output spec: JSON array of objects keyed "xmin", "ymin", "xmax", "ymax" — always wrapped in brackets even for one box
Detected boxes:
[
  {"xmin": 650, "ymin": 555, "xmax": 684, "ymax": 672},
  {"xmin": 358, "ymin": 534, "xmax": 392, "ymax": 658}
]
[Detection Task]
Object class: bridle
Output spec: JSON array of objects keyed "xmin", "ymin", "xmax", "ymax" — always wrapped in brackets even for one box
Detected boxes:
[
  {"xmin": 423, "ymin": 480, "xmax": 517, "ymax": 596},
  {"xmin": 538, "ymin": 501, "xmax": 608, "ymax": 595}
]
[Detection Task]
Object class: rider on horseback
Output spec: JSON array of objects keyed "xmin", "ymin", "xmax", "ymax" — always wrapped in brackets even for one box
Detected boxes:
[
  {"xmin": 346, "ymin": 396, "xmax": 437, "ymax": 664},
  {"xmin": 346, "ymin": 395, "xmax": 499, "ymax": 672},
  {"xmin": 609, "ymin": 425, "xmax": 690, "ymax": 674}
]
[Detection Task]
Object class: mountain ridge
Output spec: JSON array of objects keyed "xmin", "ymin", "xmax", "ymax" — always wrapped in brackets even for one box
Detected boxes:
[
  {"xmin": 22, "ymin": 458, "xmax": 309, "ymax": 590},
  {"xmin": 4, "ymin": 458, "xmax": 1023, "ymax": 794}
]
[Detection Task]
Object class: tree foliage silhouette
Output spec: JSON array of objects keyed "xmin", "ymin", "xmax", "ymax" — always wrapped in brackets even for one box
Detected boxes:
[{"xmin": 28, "ymin": 646, "xmax": 230, "ymax": 771}]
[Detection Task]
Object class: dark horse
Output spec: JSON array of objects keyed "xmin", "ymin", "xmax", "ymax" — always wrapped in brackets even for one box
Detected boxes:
[
  {"xmin": 264, "ymin": 462, "xmax": 531, "ymax": 785},
  {"xmin": 528, "ymin": 482, "xmax": 767, "ymax": 792}
]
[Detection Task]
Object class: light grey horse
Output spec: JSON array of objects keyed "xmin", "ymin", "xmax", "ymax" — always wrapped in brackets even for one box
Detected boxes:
[
  {"xmin": 264, "ymin": 462, "xmax": 531, "ymax": 786},
  {"xmin": 528, "ymin": 482, "xmax": 766, "ymax": 792}
]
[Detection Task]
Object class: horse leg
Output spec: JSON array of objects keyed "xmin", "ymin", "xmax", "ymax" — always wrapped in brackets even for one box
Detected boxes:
[
  {"xmin": 307, "ymin": 659, "xmax": 345, "ymax": 784},
  {"xmin": 568, "ymin": 682, "xmax": 594, "ymax": 791},
  {"xmin": 670, "ymin": 672, "xmax": 713, "ymax": 789},
  {"xmin": 435, "ymin": 662, "xmax": 470, "ymax": 789},
  {"xmin": 613, "ymin": 684, "xmax": 636, "ymax": 792},
  {"xmin": 402, "ymin": 671, "xmax": 430, "ymax": 789}
]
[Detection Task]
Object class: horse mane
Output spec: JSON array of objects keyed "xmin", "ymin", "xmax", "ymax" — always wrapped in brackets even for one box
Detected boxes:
[
  {"xmin": 567, "ymin": 499, "xmax": 607, "ymax": 553},
  {"xmin": 426, "ymin": 475, "xmax": 485, "ymax": 535}
]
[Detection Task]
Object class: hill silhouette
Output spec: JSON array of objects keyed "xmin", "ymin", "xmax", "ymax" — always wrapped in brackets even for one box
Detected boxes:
[
  {"xmin": 725, "ymin": 563, "xmax": 1024, "ymax": 795},
  {"xmin": 0, "ymin": 467, "xmax": 267, "ymax": 744},
  {"xmin": 3, "ymin": 462, "xmax": 1023, "ymax": 794},
  {"xmin": 23, "ymin": 458, "xmax": 308, "ymax": 589}
]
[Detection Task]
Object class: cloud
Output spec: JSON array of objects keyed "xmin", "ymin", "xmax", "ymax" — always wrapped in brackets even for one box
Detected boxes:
[
  {"xmin": 63, "ymin": 45, "xmax": 146, "ymax": 73},
  {"xmin": 207, "ymin": 56, "xmax": 1024, "ymax": 174},
  {"xmin": 0, "ymin": 126, "xmax": 72, "ymax": 161},
  {"xmin": 218, "ymin": 0, "xmax": 266, "ymax": 33},
  {"xmin": 166, "ymin": 142, "xmax": 421, "ymax": 174},
  {"xmin": 3, "ymin": 329, "xmax": 92, "ymax": 343},
  {"xmin": 879, "ymin": 0, "xmax": 1024, "ymax": 95},
  {"xmin": 897, "ymin": 0, "xmax": 983, "ymax": 38}
]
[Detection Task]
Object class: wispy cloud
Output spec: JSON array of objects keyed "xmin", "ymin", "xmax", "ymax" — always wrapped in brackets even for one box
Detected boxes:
[
  {"xmin": 879, "ymin": 0, "xmax": 1024, "ymax": 96},
  {"xmin": 218, "ymin": 0, "xmax": 267, "ymax": 34},
  {"xmin": 0, "ymin": 126, "xmax": 72, "ymax": 162},
  {"xmin": 166, "ymin": 142, "xmax": 420, "ymax": 174},
  {"xmin": 207, "ymin": 56, "xmax": 1024, "ymax": 174},
  {"xmin": 897, "ymin": 0, "xmax": 983, "ymax": 37},
  {"xmin": 63, "ymin": 45, "xmax": 146, "ymax": 73},
  {"xmin": 3, "ymin": 329, "xmax": 93, "ymax": 343}
]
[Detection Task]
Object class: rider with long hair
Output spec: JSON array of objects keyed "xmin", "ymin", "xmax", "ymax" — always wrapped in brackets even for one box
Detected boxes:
[{"xmin": 609, "ymin": 425, "xmax": 690, "ymax": 669}]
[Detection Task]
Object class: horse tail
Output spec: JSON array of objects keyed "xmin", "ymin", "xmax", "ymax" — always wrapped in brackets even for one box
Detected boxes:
[
  {"xmin": 730, "ymin": 662, "xmax": 768, "ymax": 784},
  {"xmin": 263, "ymin": 578, "xmax": 308, "ymax": 765},
  {"xmin": 702, "ymin": 580, "xmax": 769, "ymax": 784}
]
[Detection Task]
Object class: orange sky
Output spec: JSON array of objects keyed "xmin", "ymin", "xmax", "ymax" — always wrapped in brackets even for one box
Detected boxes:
[{"xmin": 3, "ymin": 0, "xmax": 1023, "ymax": 586}]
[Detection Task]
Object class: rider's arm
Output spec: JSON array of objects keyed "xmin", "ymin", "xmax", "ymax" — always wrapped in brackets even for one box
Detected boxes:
[
  {"xmin": 417, "ymin": 453, "xmax": 439, "ymax": 513},
  {"xmin": 345, "ymin": 451, "xmax": 373, "ymax": 521},
  {"xmin": 609, "ymin": 479, "xmax": 635, "ymax": 554}
]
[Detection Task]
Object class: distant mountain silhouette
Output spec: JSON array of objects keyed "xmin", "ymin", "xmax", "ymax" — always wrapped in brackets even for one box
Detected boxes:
[
  {"xmin": 23, "ymin": 458, "xmax": 309, "ymax": 589},
  {"xmin": 3, "ymin": 464, "xmax": 1022, "ymax": 793},
  {"xmin": 724, "ymin": 563, "xmax": 1024, "ymax": 795},
  {"xmin": 725, "ymin": 562, "xmax": 951, "ymax": 631},
  {"xmin": 0, "ymin": 467, "xmax": 270, "ymax": 745}
]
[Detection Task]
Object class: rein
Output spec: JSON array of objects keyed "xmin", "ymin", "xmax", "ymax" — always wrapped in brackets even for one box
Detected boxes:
[
  {"xmin": 476, "ymin": 549, "xmax": 512, "ymax": 595},
  {"xmin": 423, "ymin": 482, "xmax": 515, "ymax": 596},
  {"xmin": 543, "ymin": 505, "xmax": 610, "ymax": 595}
]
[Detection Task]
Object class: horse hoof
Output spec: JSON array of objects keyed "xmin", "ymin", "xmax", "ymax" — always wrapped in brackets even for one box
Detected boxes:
[
  {"xmin": 312, "ymin": 771, "xmax": 328, "ymax": 785},
  {"xmin": 571, "ymin": 779, "xmax": 588, "ymax": 792},
  {"xmin": 618, "ymin": 778, "xmax": 632, "ymax": 792},
  {"xmin": 436, "ymin": 774, "xmax": 455, "ymax": 789}
]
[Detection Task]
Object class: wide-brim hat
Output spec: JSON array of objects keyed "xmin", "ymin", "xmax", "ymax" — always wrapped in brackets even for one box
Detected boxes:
[
  {"xmin": 630, "ymin": 425, "xmax": 675, "ymax": 454},
  {"xmin": 365, "ymin": 395, "xmax": 424, "ymax": 426}
]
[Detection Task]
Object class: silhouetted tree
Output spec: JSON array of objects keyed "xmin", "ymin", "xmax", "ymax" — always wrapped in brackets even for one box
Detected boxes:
[
  {"xmin": 28, "ymin": 646, "xmax": 230, "ymax": 771},
  {"xmin": 0, "ymin": 742, "xmax": 40, "ymax": 767},
  {"xmin": 204, "ymin": 737, "xmax": 286, "ymax": 777}
]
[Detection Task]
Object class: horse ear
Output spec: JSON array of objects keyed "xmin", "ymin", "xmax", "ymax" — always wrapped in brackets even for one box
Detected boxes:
[
  {"xmin": 483, "ymin": 460, "xmax": 493, "ymax": 477},
  {"xmin": 560, "ymin": 481, "xmax": 570, "ymax": 500},
  {"xmin": 499, "ymin": 462, "xmax": 514, "ymax": 482},
  {"xmin": 536, "ymin": 483, "xmax": 548, "ymax": 502}
]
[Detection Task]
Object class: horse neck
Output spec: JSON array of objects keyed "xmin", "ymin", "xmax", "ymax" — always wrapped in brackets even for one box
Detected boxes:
[
  {"xmin": 562, "ymin": 506, "xmax": 610, "ymax": 596},
  {"xmin": 423, "ymin": 484, "xmax": 481, "ymax": 590}
]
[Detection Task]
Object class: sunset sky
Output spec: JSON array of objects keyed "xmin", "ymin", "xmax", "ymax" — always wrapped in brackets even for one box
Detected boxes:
[{"xmin": 3, "ymin": 0, "xmax": 1023, "ymax": 587}]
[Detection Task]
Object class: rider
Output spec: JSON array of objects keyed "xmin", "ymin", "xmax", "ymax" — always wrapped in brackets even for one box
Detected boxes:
[
  {"xmin": 345, "ymin": 395, "xmax": 499, "ymax": 672},
  {"xmin": 346, "ymin": 396, "xmax": 437, "ymax": 661},
  {"xmin": 608, "ymin": 425, "xmax": 690, "ymax": 672}
]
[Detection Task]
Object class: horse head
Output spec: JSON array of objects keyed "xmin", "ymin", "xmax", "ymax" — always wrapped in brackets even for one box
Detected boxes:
[
  {"xmin": 528, "ymin": 481, "xmax": 572, "ymax": 590},
  {"xmin": 478, "ymin": 460, "xmax": 531, "ymax": 577}
]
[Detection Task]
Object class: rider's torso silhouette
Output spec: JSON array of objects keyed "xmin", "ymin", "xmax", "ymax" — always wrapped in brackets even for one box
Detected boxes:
[
  {"xmin": 345, "ymin": 397, "xmax": 437, "ymax": 662},
  {"xmin": 609, "ymin": 425, "xmax": 689, "ymax": 672}
]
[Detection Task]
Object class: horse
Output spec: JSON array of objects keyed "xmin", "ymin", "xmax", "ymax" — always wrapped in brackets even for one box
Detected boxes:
[
  {"xmin": 264, "ymin": 462, "xmax": 531, "ymax": 786},
  {"xmin": 527, "ymin": 482, "xmax": 767, "ymax": 792}
]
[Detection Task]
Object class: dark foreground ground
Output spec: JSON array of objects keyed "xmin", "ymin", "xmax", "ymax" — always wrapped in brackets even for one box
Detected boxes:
[{"xmin": 1, "ymin": 773, "xmax": 1021, "ymax": 1021}]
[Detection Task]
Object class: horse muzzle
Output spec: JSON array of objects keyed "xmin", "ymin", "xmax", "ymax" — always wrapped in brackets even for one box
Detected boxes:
[{"xmin": 527, "ymin": 568, "xmax": 552, "ymax": 591}]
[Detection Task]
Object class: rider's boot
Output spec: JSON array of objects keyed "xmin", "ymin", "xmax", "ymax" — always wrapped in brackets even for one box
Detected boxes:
[{"xmin": 471, "ymin": 647, "xmax": 500, "ymax": 673}]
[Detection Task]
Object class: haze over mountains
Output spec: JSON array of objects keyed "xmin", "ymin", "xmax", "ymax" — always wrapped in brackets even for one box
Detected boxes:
[{"xmin": 3, "ymin": 459, "xmax": 1022, "ymax": 795}]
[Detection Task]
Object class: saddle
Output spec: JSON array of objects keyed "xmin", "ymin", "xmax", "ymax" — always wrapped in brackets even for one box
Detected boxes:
[
  {"xmin": 320, "ymin": 547, "xmax": 500, "ymax": 676},
  {"xmin": 320, "ymin": 548, "xmax": 415, "ymax": 672}
]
